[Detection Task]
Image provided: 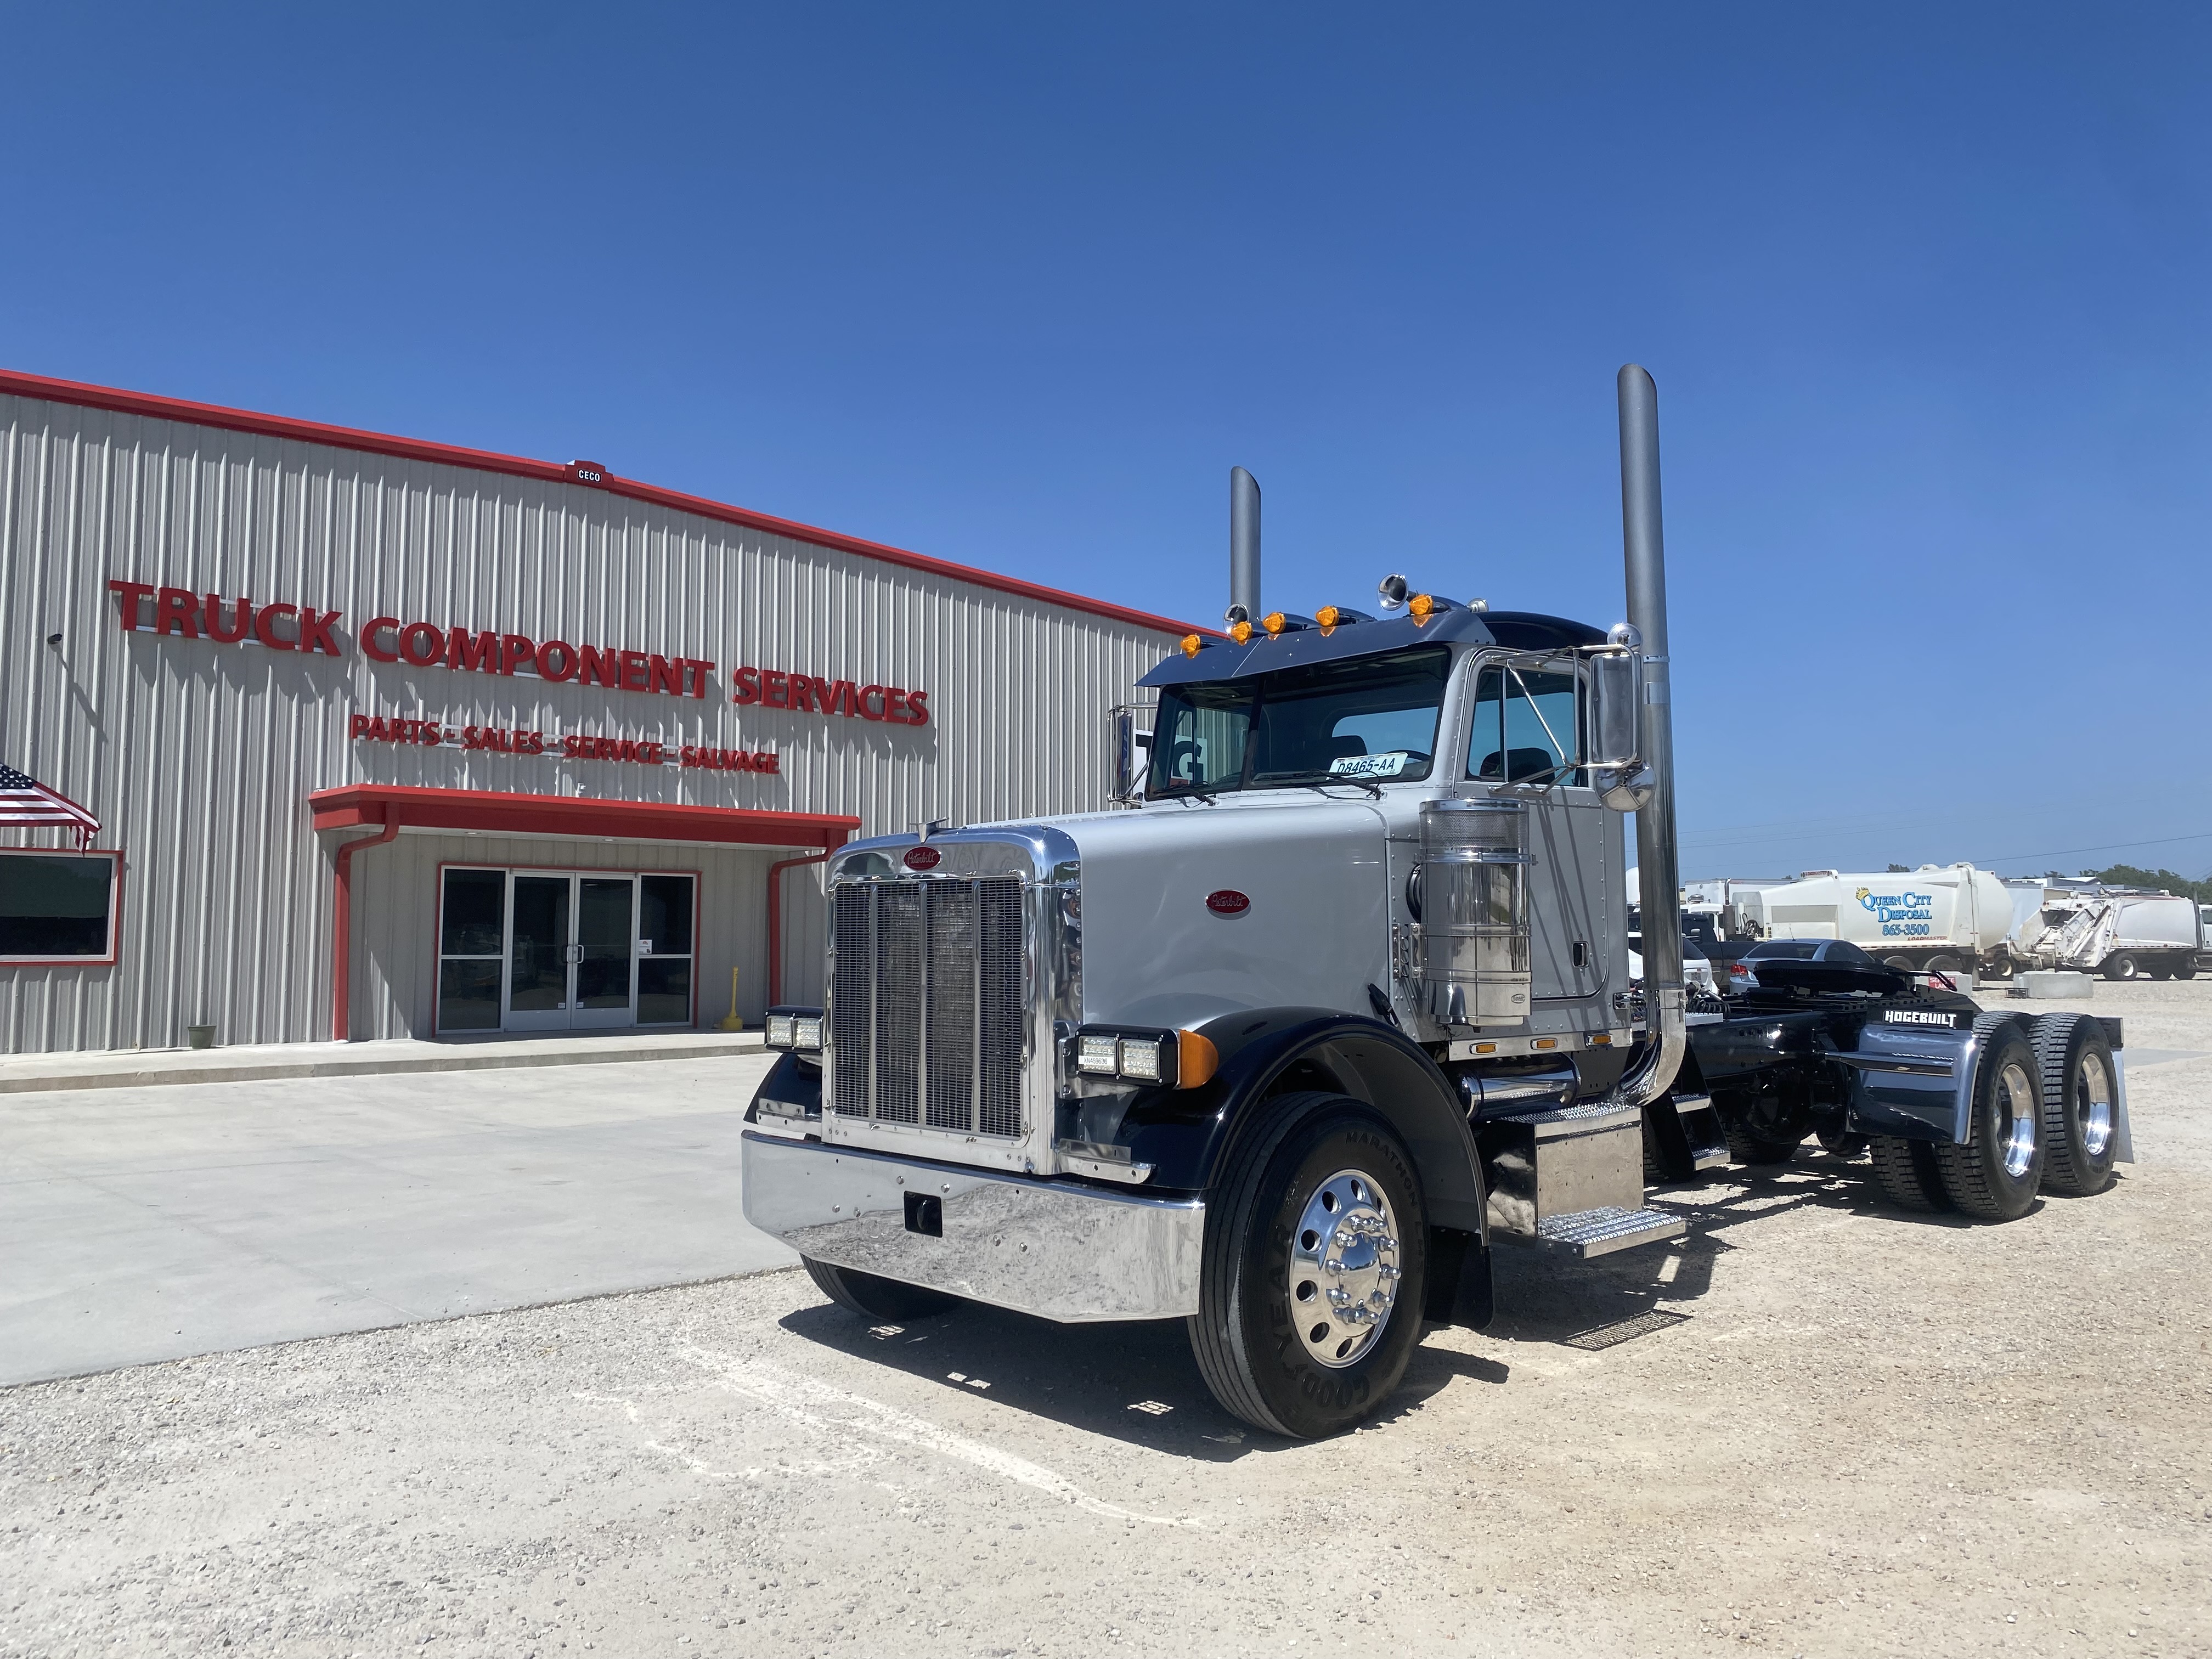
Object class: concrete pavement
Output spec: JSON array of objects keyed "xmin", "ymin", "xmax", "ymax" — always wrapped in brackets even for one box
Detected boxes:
[{"xmin": 0, "ymin": 1054, "xmax": 792, "ymax": 1386}]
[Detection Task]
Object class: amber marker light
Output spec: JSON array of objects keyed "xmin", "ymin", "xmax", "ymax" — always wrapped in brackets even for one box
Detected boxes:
[
  {"xmin": 1408, "ymin": 592, "xmax": 1437, "ymax": 622},
  {"xmin": 1261, "ymin": 611, "xmax": 1288, "ymax": 636},
  {"xmin": 1180, "ymin": 633, "xmax": 1203, "ymax": 658},
  {"xmin": 1315, "ymin": 605, "xmax": 1343, "ymax": 634},
  {"xmin": 1176, "ymin": 1029, "xmax": 1220, "ymax": 1088},
  {"xmin": 1229, "ymin": 619, "xmax": 1255, "ymax": 644}
]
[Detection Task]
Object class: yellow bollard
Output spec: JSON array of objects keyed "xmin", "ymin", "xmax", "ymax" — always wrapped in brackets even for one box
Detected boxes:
[{"xmin": 719, "ymin": 965, "xmax": 744, "ymax": 1031}]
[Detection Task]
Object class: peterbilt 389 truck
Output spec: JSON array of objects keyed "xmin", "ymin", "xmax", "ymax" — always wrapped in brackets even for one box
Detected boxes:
[{"xmin": 740, "ymin": 368, "xmax": 2134, "ymax": 1440}]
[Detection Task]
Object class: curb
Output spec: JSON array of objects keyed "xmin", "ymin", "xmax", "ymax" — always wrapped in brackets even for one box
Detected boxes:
[{"xmin": 0, "ymin": 1035, "xmax": 768, "ymax": 1096}]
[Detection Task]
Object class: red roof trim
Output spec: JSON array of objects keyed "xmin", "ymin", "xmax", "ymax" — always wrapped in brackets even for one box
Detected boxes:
[
  {"xmin": 1, "ymin": 366, "xmax": 1216, "ymax": 641},
  {"xmin": 307, "ymin": 784, "xmax": 858, "ymax": 851}
]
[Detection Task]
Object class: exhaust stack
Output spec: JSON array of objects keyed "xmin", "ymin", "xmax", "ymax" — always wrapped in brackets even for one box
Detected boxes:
[
  {"xmin": 1229, "ymin": 466, "xmax": 1261, "ymax": 622},
  {"xmin": 1615, "ymin": 364, "xmax": 1686, "ymax": 1107}
]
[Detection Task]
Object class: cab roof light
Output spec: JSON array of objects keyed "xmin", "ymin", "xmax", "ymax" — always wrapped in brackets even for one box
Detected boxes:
[
  {"xmin": 1180, "ymin": 633, "xmax": 1203, "ymax": 657},
  {"xmin": 1228, "ymin": 619, "xmax": 1255, "ymax": 645},
  {"xmin": 1261, "ymin": 612, "xmax": 1316, "ymax": 636},
  {"xmin": 1314, "ymin": 606, "xmax": 1374, "ymax": 634},
  {"xmin": 1408, "ymin": 592, "xmax": 1458, "ymax": 623}
]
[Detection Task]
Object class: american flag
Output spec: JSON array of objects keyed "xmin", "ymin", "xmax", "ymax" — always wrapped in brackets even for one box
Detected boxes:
[{"xmin": 0, "ymin": 763, "xmax": 100, "ymax": 849}]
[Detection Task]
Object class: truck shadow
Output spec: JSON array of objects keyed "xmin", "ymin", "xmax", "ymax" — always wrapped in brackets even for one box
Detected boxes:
[
  {"xmin": 774, "ymin": 1148, "xmax": 2024, "ymax": 1453},
  {"xmin": 776, "ymin": 1299, "xmax": 1508, "ymax": 1462}
]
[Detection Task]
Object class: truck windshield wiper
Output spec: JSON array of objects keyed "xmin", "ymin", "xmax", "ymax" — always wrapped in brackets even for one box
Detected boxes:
[{"xmin": 1265, "ymin": 771, "xmax": 1383, "ymax": 798}]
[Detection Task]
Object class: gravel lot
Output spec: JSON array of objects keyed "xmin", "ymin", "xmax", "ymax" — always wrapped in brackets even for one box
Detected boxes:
[{"xmin": 4, "ymin": 981, "xmax": 2209, "ymax": 1657}]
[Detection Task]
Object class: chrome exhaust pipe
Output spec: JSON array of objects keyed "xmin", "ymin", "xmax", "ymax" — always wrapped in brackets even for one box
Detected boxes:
[
  {"xmin": 1612, "ymin": 364, "xmax": 1686, "ymax": 1108},
  {"xmin": 1229, "ymin": 466, "xmax": 1261, "ymax": 623}
]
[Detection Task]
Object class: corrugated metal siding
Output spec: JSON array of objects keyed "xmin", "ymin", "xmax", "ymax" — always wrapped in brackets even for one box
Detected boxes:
[{"xmin": 0, "ymin": 392, "xmax": 1173, "ymax": 1053}]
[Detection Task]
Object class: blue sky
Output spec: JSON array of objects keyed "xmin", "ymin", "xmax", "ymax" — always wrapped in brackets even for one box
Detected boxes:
[{"xmin": 5, "ymin": 3, "xmax": 2206, "ymax": 880}]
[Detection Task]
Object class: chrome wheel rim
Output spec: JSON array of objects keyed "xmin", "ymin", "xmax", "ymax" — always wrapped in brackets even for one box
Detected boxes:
[
  {"xmin": 1996, "ymin": 1059, "xmax": 2038, "ymax": 1179},
  {"xmin": 1289, "ymin": 1169, "xmax": 1401, "ymax": 1369},
  {"xmin": 2076, "ymin": 1052, "xmax": 2114, "ymax": 1158}
]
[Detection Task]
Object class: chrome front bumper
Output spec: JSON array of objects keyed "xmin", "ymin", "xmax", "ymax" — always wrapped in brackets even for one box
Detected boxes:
[{"xmin": 741, "ymin": 1132, "xmax": 1206, "ymax": 1322}]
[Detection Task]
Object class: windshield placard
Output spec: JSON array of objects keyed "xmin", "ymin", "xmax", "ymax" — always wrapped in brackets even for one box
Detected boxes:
[{"xmin": 1328, "ymin": 751, "xmax": 1410, "ymax": 780}]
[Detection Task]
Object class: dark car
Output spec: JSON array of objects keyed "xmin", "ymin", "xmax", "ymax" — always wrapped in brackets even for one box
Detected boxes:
[{"xmin": 1727, "ymin": 936, "xmax": 1880, "ymax": 993}]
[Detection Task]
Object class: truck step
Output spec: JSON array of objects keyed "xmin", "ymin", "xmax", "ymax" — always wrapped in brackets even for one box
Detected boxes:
[
  {"xmin": 1534, "ymin": 1205, "xmax": 1686, "ymax": 1259},
  {"xmin": 1669, "ymin": 1092, "xmax": 1732, "ymax": 1171}
]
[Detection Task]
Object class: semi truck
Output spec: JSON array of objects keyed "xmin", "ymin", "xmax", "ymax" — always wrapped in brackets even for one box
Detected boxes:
[{"xmin": 740, "ymin": 369, "xmax": 2135, "ymax": 1440}]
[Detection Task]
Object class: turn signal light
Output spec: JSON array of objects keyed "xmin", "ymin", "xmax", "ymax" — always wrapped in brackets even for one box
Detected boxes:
[
  {"xmin": 1229, "ymin": 619, "xmax": 1255, "ymax": 644},
  {"xmin": 1180, "ymin": 633, "xmax": 1202, "ymax": 658},
  {"xmin": 1176, "ymin": 1029, "xmax": 1220, "ymax": 1088}
]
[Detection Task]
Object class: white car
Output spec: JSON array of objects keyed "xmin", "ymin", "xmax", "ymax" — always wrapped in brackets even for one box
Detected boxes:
[{"xmin": 1628, "ymin": 931, "xmax": 1718, "ymax": 996}]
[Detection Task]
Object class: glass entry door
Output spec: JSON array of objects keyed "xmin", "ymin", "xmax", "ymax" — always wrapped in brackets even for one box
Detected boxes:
[
  {"xmin": 503, "ymin": 872, "xmax": 637, "ymax": 1030},
  {"xmin": 438, "ymin": 866, "xmax": 698, "ymax": 1036}
]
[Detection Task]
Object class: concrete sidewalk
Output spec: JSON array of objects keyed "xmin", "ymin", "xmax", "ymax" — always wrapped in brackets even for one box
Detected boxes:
[
  {"xmin": 0, "ymin": 1027, "xmax": 764, "ymax": 1095},
  {"xmin": 0, "ymin": 1054, "xmax": 793, "ymax": 1386}
]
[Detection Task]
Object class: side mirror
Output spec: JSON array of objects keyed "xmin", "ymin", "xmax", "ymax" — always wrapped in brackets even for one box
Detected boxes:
[
  {"xmin": 1107, "ymin": 706, "xmax": 1152, "ymax": 805},
  {"xmin": 1586, "ymin": 650, "xmax": 1642, "ymax": 769}
]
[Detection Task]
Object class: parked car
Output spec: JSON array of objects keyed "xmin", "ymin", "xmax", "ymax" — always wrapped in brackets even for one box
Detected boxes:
[
  {"xmin": 1629, "ymin": 930, "xmax": 1719, "ymax": 996},
  {"xmin": 1726, "ymin": 936, "xmax": 1884, "ymax": 994}
]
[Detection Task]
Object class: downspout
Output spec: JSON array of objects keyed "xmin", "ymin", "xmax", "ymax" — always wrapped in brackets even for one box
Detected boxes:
[
  {"xmin": 766, "ymin": 837, "xmax": 844, "ymax": 1007},
  {"xmin": 1612, "ymin": 364, "xmax": 1686, "ymax": 1107},
  {"xmin": 330, "ymin": 819, "xmax": 400, "ymax": 1042}
]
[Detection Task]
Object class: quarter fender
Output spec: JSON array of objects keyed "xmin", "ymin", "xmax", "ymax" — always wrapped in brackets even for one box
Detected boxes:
[{"xmin": 1120, "ymin": 1009, "xmax": 1488, "ymax": 1239}]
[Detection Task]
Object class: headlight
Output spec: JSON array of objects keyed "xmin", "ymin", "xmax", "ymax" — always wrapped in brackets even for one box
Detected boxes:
[
  {"xmin": 766, "ymin": 1014, "xmax": 795, "ymax": 1048},
  {"xmin": 1077, "ymin": 1035, "xmax": 1121, "ymax": 1075},
  {"xmin": 1116, "ymin": 1037, "xmax": 1165, "ymax": 1082},
  {"xmin": 792, "ymin": 1016, "xmax": 823, "ymax": 1051}
]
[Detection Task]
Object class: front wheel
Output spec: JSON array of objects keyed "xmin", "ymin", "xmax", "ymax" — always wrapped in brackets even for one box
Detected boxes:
[{"xmin": 1188, "ymin": 1093, "xmax": 1427, "ymax": 1440}]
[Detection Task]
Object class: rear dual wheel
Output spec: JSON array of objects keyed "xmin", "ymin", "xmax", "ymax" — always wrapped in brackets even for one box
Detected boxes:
[
  {"xmin": 2034, "ymin": 1013, "xmax": 2119, "ymax": 1197},
  {"xmin": 1189, "ymin": 1092, "xmax": 1427, "ymax": 1441},
  {"xmin": 1869, "ymin": 1021, "xmax": 2046, "ymax": 1222}
]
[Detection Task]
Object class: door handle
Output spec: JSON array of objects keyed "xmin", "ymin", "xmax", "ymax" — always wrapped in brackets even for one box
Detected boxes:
[{"xmin": 566, "ymin": 943, "xmax": 584, "ymax": 965}]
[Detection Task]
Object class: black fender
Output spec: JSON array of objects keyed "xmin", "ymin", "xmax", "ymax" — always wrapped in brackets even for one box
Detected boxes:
[
  {"xmin": 1119, "ymin": 1007, "xmax": 1488, "ymax": 1241},
  {"xmin": 742, "ymin": 1051, "xmax": 821, "ymax": 1123}
]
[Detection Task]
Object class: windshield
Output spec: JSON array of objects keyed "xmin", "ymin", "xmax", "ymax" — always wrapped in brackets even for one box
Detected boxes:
[{"xmin": 1148, "ymin": 647, "xmax": 1449, "ymax": 797}]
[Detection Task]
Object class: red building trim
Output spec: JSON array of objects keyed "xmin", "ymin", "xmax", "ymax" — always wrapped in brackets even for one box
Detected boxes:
[
  {"xmin": 1, "ymin": 366, "xmax": 1215, "ymax": 641},
  {"xmin": 310, "ymin": 786, "xmax": 854, "ymax": 1041},
  {"xmin": 307, "ymin": 785, "xmax": 857, "ymax": 850}
]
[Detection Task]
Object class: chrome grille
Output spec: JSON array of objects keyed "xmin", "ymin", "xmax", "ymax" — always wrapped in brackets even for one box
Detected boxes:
[{"xmin": 828, "ymin": 876, "xmax": 1028, "ymax": 1138}]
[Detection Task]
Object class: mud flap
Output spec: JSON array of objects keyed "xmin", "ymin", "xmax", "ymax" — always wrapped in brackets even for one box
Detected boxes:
[{"xmin": 1423, "ymin": 1226, "xmax": 1494, "ymax": 1329}]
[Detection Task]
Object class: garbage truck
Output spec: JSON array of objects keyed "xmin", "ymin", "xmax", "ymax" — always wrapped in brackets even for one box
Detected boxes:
[
  {"xmin": 2006, "ymin": 881, "xmax": 2203, "ymax": 981},
  {"xmin": 741, "ymin": 368, "xmax": 2135, "ymax": 1440}
]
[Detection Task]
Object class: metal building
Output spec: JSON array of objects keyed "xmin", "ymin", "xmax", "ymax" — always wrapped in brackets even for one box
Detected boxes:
[{"xmin": 0, "ymin": 369, "xmax": 1193, "ymax": 1054}]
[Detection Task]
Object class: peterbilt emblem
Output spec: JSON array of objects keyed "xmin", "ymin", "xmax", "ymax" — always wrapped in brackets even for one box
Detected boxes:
[
  {"xmin": 904, "ymin": 845, "xmax": 941, "ymax": 871},
  {"xmin": 1206, "ymin": 889, "xmax": 1251, "ymax": 916}
]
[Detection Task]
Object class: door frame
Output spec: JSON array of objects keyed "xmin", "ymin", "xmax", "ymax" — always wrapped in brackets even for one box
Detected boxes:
[{"xmin": 432, "ymin": 860, "xmax": 705, "ymax": 1036}]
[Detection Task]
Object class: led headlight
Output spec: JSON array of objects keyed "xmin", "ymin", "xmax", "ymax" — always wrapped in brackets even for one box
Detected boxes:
[
  {"xmin": 792, "ymin": 1016, "xmax": 823, "ymax": 1051},
  {"xmin": 1116, "ymin": 1037, "xmax": 1165, "ymax": 1082},
  {"xmin": 1077, "ymin": 1035, "xmax": 1121, "ymax": 1075},
  {"xmin": 766, "ymin": 1014, "xmax": 795, "ymax": 1048}
]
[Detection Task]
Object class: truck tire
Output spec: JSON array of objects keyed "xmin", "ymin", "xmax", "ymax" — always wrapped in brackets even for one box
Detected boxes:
[
  {"xmin": 1883, "ymin": 955, "xmax": 1916, "ymax": 973},
  {"xmin": 2101, "ymin": 952, "xmax": 2140, "ymax": 982},
  {"xmin": 1722, "ymin": 1097, "xmax": 1807, "ymax": 1165},
  {"xmin": 1867, "ymin": 1135, "xmax": 1950, "ymax": 1212},
  {"xmin": 802, "ymin": 1256, "xmax": 957, "ymax": 1321},
  {"xmin": 1816, "ymin": 1128, "xmax": 1869, "ymax": 1159},
  {"xmin": 1926, "ymin": 955, "xmax": 1961, "ymax": 974},
  {"xmin": 1933, "ymin": 1025, "xmax": 2045, "ymax": 1221},
  {"xmin": 2177, "ymin": 961, "xmax": 2198, "ymax": 981},
  {"xmin": 2034, "ymin": 1014, "xmax": 2119, "ymax": 1197},
  {"xmin": 1187, "ymin": 1092, "xmax": 1427, "ymax": 1441}
]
